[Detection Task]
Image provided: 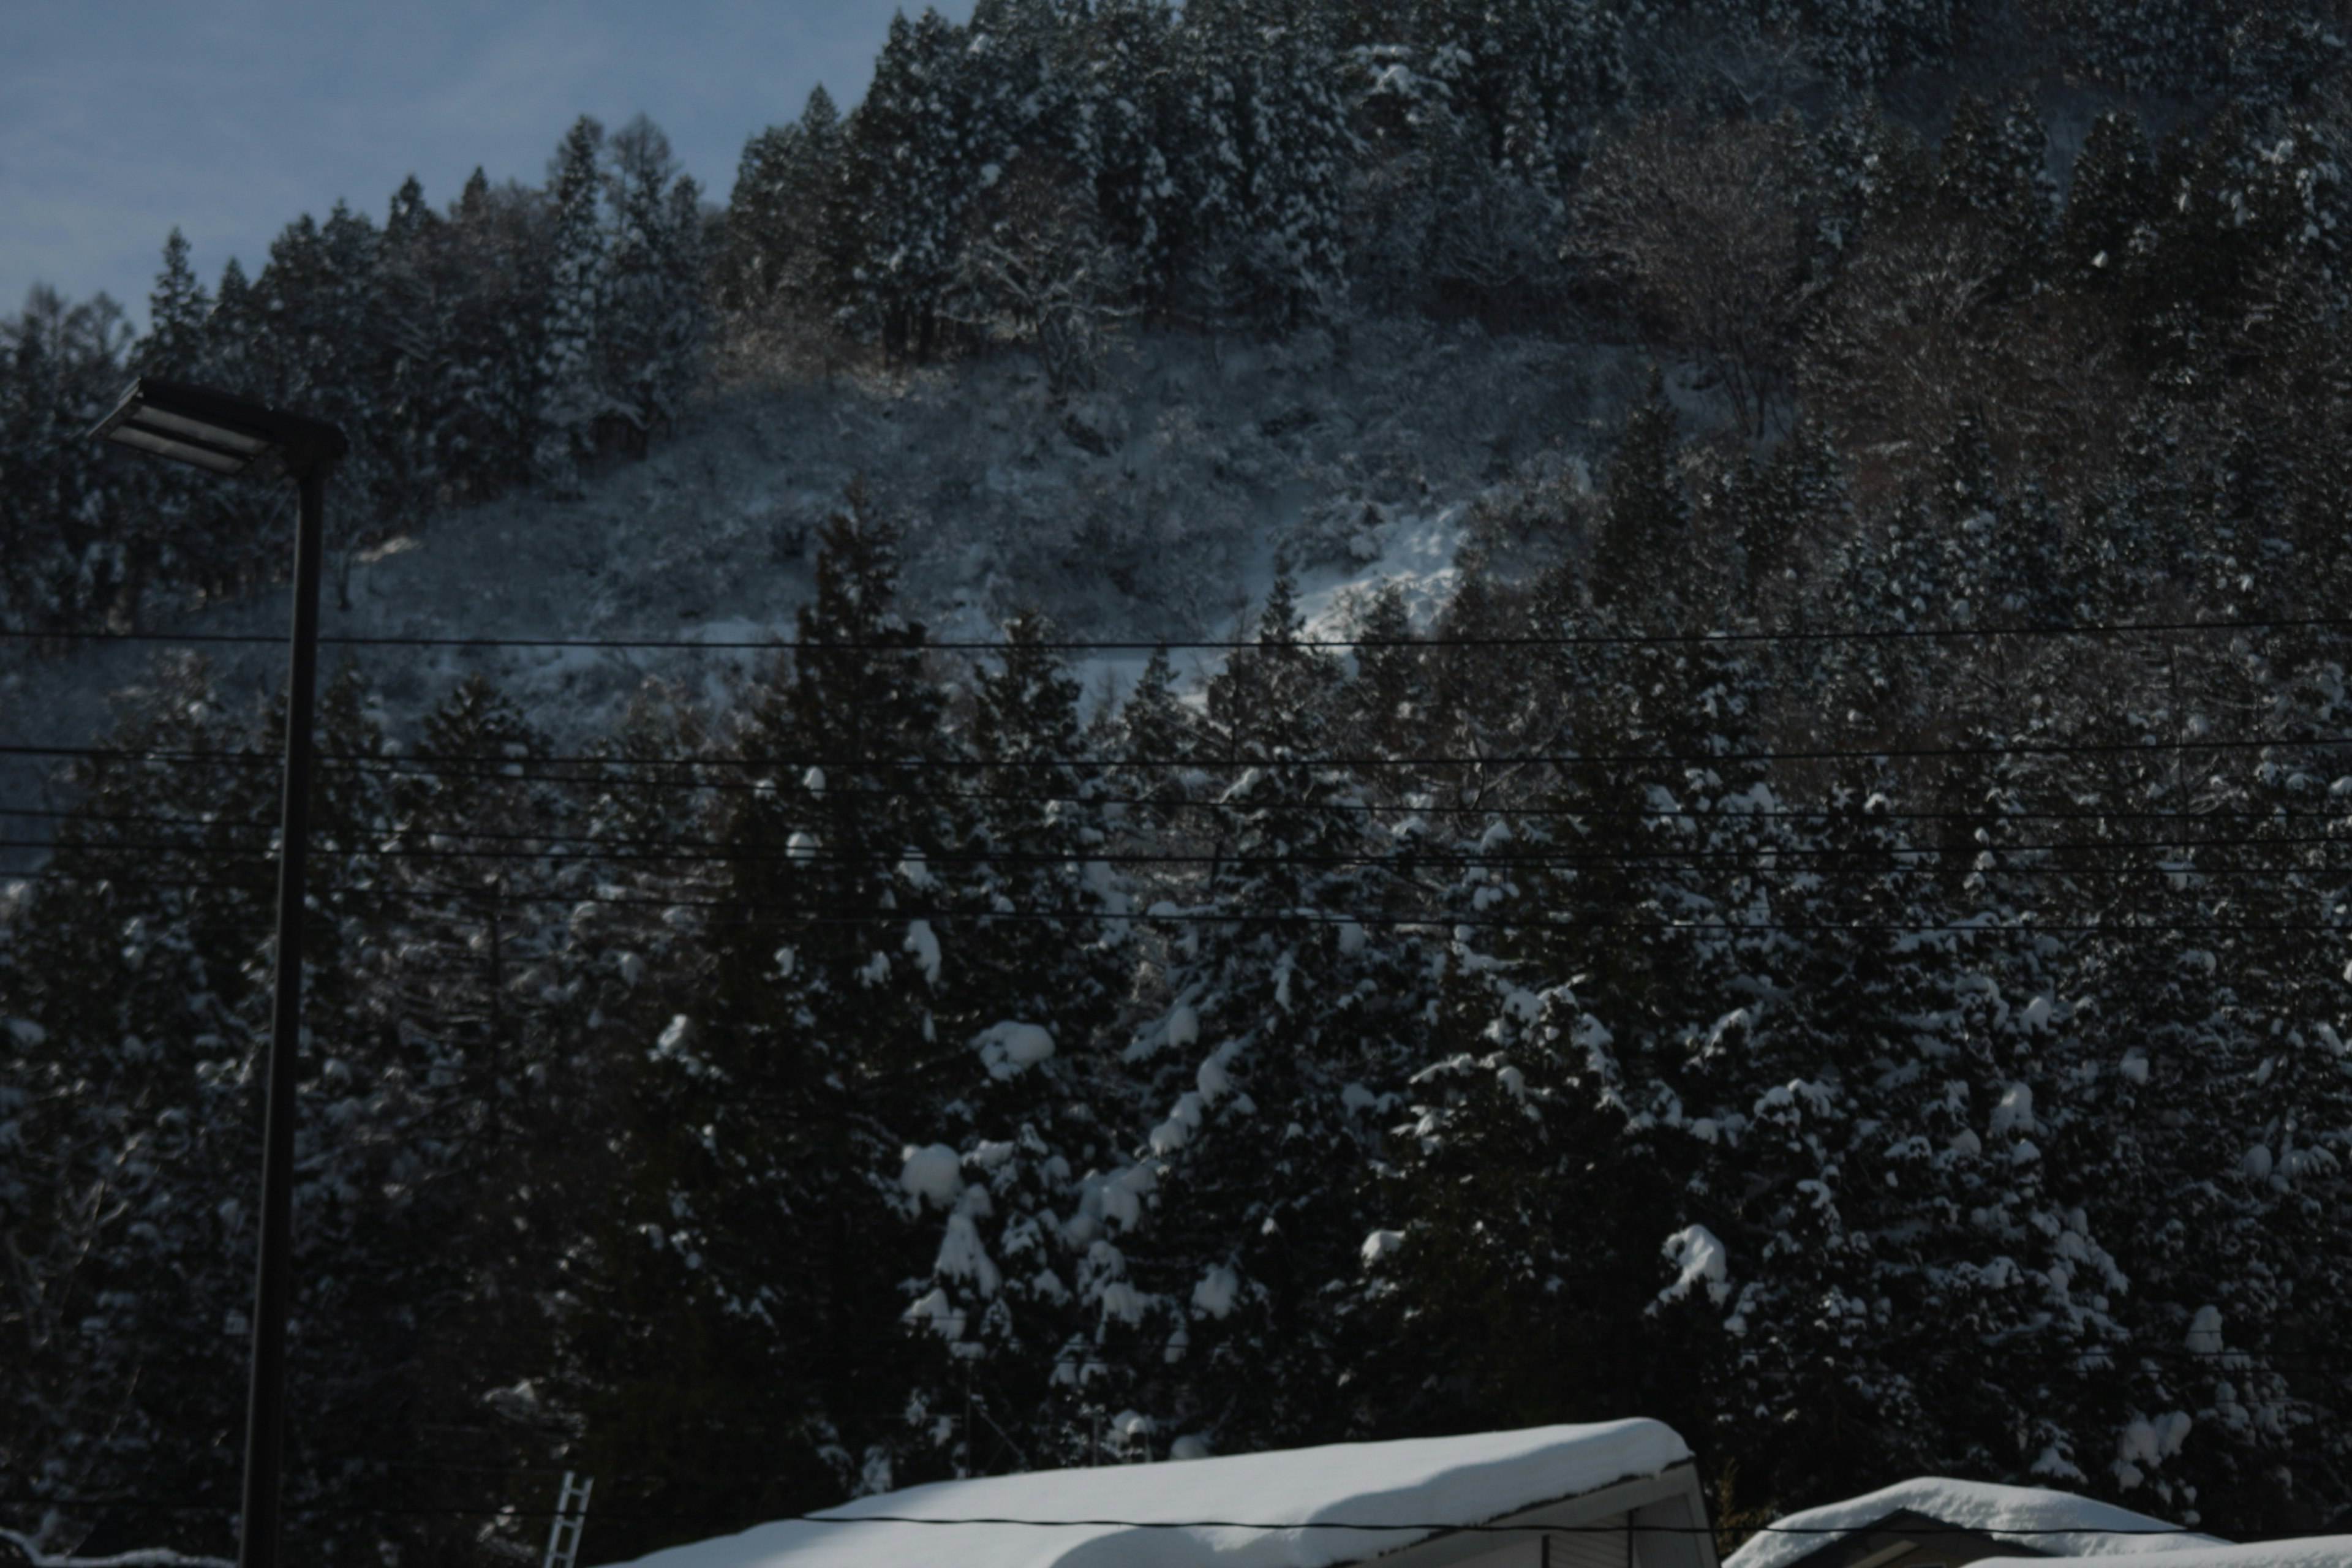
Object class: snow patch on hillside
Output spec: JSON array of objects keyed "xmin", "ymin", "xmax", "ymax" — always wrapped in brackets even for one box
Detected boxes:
[{"xmin": 1, "ymin": 323, "xmax": 1607, "ymax": 873}]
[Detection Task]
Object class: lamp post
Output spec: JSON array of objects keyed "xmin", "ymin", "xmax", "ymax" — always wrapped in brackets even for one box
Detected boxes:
[{"xmin": 91, "ymin": 379, "xmax": 349, "ymax": 1568}]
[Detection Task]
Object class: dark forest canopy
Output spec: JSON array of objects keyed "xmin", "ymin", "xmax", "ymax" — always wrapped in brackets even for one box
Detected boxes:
[{"xmin": 9, "ymin": 0, "xmax": 2352, "ymax": 1564}]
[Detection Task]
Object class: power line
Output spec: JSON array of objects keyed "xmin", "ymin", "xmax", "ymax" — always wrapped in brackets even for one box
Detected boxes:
[
  {"xmin": 16, "ymin": 730, "xmax": 2352, "ymax": 771},
  {"xmin": 16, "ymin": 801, "xmax": 2352, "ymax": 832},
  {"xmin": 23, "ymin": 835, "xmax": 2352, "ymax": 876},
  {"xmin": 6, "ymin": 606, "xmax": 2352, "ymax": 652},
  {"xmin": 10, "ymin": 755, "xmax": 2331, "ymax": 827},
  {"xmin": 13, "ymin": 865, "xmax": 2352, "ymax": 936}
]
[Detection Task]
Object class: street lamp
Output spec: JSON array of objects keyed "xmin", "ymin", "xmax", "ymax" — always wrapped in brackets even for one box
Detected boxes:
[{"xmin": 91, "ymin": 378, "xmax": 348, "ymax": 1568}]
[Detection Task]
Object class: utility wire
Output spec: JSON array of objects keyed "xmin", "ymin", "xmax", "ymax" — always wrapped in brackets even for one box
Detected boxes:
[
  {"xmin": 5, "ymin": 606, "xmax": 2351, "ymax": 650},
  {"xmin": 22, "ymin": 835, "xmax": 2352, "ymax": 876},
  {"xmin": 15, "ymin": 731, "xmax": 2352, "ymax": 769},
  {"xmin": 12, "ymin": 865, "xmax": 2351, "ymax": 936},
  {"xmin": 9, "ymin": 760, "xmax": 2327, "ymax": 821},
  {"xmin": 17, "ymin": 801, "xmax": 2352, "ymax": 832},
  {"xmin": 9, "ymin": 778, "xmax": 2316, "ymax": 826}
]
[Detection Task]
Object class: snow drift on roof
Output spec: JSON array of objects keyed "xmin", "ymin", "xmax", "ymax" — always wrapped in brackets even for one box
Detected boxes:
[
  {"xmin": 601, "ymin": 1418, "xmax": 1691, "ymax": 1568},
  {"xmin": 1980, "ymin": 1541, "xmax": 2352, "ymax": 1568},
  {"xmin": 1721, "ymin": 1477, "xmax": 2228, "ymax": 1568}
]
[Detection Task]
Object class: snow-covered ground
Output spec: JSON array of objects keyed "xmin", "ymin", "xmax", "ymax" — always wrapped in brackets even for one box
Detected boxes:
[
  {"xmin": 598, "ymin": 1419, "xmax": 1691, "ymax": 1568},
  {"xmin": 1721, "ymin": 1477, "xmax": 2228, "ymax": 1568},
  {"xmin": 0, "ymin": 323, "xmax": 1621, "ymax": 870}
]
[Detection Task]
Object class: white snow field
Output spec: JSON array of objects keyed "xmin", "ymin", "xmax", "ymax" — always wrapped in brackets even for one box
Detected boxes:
[
  {"xmin": 1721, "ymin": 1477, "xmax": 2229, "ymax": 1568},
  {"xmin": 1980, "ymin": 1544, "xmax": 2352, "ymax": 1568},
  {"xmin": 598, "ymin": 1418, "xmax": 1691, "ymax": 1568}
]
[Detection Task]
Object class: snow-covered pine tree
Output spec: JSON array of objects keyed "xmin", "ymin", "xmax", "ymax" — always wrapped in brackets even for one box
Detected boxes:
[
  {"xmin": 1105, "ymin": 641, "xmax": 1202, "ymax": 851},
  {"xmin": 604, "ymin": 486, "xmax": 965, "ymax": 1534},
  {"xmin": 0, "ymin": 657, "xmax": 273, "ymax": 1560},
  {"xmin": 438, "ymin": 166, "xmax": 544, "ymax": 500},
  {"xmin": 1736, "ymin": 418, "xmax": 1848, "ymax": 598},
  {"xmin": 116, "ymin": 231, "xmax": 223, "ymax": 623},
  {"xmin": 1650, "ymin": 775, "xmax": 2084, "ymax": 1506},
  {"xmin": 602, "ymin": 116, "xmax": 707, "ymax": 454},
  {"xmin": 1811, "ymin": 483, "xmax": 1959, "ymax": 740},
  {"xmin": 1934, "ymin": 92, "xmax": 2056, "ymax": 293},
  {"xmin": 836, "ymin": 9, "xmax": 976, "ymax": 358},
  {"xmin": 1172, "ymin": 0, "xmax": 1351, "ymax": 332},
  {"xmin": 2062, "ymin": 109, "xmax": 2157, "ymax": 292},
  {"xmin": 888, "ymin": 609, "xmax": 1147, "ymax": 1477},
  {"xmin": 1093, "ymin": 578, "xmax": 1428, "ymax": 1455},
  {"xmin": 1352, "ymin": 926, "xmax": 1703, "ymax": 1439},
  {"xmin": 2029, "ymin": 649, "xmax": 2348, "ymax": 1528},
  {"xmin": 2120, "ymin": 107, "xmax": 2300, "ymax": 374},
  {"xmin": 2052, "ymin": 0, "xmax": 2233, "ymax": 94},
  {"xmin": 1414, "ymin": 0, "xmax": 1620, "ymax": 183},
  {"xmin": 723, "ymin": 86, "xmax": 848, "ymax": 319},
  {"xmin": 960, "ymin": 0, "xmax": 1077, "ymax": 181},
  {"xmin": 0, "ymin": 288, "xmax": 137, "ymax": 633},
  {"xmin": 1074, "ymin": 0, "xmax": 1185, "ymax": 316},
  {"xmin": 323, "ymin": 670, "xmax": 639, "ymax": 1561},
  {"xmin": 366, "ymin": 173, "xmax": 458, "ymax": 539},
  {"xmin": 138, "ymin": 228, "xmax": 209, "ymax": 380},
  {"xmin": 1932, "ymin": 401, "xmax": 2003, "ymax": 627},
  {"xmin": 1357, "ymin": 547, "xmax": 1777, "ymax": 1461},
  {"xmin": 2073, "ymin": 398, "xmax": 2195, "ymax": 609},
  {"xmin": 195, "ymin": 255, "xmax": 258, "ymax": 450},
  {"xmin": 1340, "ymin": 581, "xmax": 1428, "ymax": 759},
  {"xmin": 0, "ymin": 658, "xmax": 610, "ymax": 1563},
  {"xmin": 535, "ymin": 115, "xmax": 610, "ymax": 494},
  {"xmin": 1588, "ymin": 370, "xmax": 1687, "ymax": 616},
  {"xmin": 242, "ymin": 200, "xmax": 386, "ymax": 448}
]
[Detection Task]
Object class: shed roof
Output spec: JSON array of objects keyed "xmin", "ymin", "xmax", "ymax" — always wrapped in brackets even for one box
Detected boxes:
[
  {"xmin": 1979, "ymin": 1540, "xmax": 2352, "ymax": 1568},
  {"xmin": 600, "ymin": 1417, "xmax": 1693, "ymax": 1568},
  {"xmin": 1721, "ymin": 1479, "xmax": 2228, "ymax": 1568}
]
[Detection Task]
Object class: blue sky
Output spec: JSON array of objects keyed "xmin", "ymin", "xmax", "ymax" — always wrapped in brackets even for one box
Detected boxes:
[{"xmin": 1, "ymin": 1, "xmax": 963, "ymax": 328}]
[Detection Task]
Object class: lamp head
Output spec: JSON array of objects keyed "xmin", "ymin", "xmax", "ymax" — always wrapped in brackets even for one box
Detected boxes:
[{"xmin": 91, "ymin": 378, "xmax": 347, "ymax": 480}]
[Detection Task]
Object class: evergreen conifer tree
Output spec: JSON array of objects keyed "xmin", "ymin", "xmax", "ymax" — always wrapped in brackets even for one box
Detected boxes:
[
  {"xmin": 1935, "ymin": 92, "xmax": 2056, "ymax": 290},
  {"xmin": 889, "ymin": 609, "xmax": 1146, "ymax": 1476},
  {"xmin": 724, "ymin": 87, "xmax": 848, "ymax": 318},
  {"xmin": 2062, "ymin": 110, "xmax": 2157, "ymax": 291},
  {"xmin": 1076, "ymin": 0, "xmax": 1184, "ymax": 314},
  {"xmin": 1589, "ymin": 371, "xmax": 1686, "ymax": 615},
  {"xmin": 605, "ymin": 488, "xmax": 963, "ymax": 1531},
  {"xmin": 1174, "ymin": 0, "xmax": 1351, "ymax": 331},
  {"xmin": 1126, "ymin": 603, "xmax": 1427, "ymax": 1452},
  {"xmin": 535, "ymin": 116, "xmax": 610, "ymax": 493},
  {"xmin": 603, "ymin": 116, "xmax": 707, "ymax": 453},
  {"xmin": 837, "ymin": 9, "xmax": 975, "ymax": 358},
  {"xmin": 139, "ymin": 229, "xmax": 210, "ymax": 380}
]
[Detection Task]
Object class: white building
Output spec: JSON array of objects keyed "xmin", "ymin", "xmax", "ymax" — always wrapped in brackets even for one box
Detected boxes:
[{"xmin": 602, "ymin": 1418, "xmax": 1719, "ymax": 1568}]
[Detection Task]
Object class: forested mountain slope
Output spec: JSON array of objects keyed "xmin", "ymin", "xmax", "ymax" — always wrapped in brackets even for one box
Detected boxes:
[{"xmin": 8, "ymin": 0, "xmax": 2352, "ymax": 1563}]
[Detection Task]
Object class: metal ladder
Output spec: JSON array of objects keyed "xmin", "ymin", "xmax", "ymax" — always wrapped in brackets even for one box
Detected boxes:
[{"xmin": 541, "ymin": 1471, "xmax": 594, "ymax": 1568}]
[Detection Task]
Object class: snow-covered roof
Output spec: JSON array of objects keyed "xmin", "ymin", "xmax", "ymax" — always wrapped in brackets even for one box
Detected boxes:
[
  {"xmin": 600, "ymin": 1419, "xmax": 1692, "ymax": 1568},
  {"xmin": 1719, "ymin": 1477, "xmax": 2229, "ymax": 1568},
  {"xmin": 1981, "ymin": 1542, "xmax": 2352, "ymax": 1568}
]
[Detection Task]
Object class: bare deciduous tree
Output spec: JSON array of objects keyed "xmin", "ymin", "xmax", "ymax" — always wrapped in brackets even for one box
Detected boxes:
[
  {"xmin": 1577, "ymin": 113, "xmax": 1819, "ymax": 437},
  {"xmin": 1801, "ymin": 216, "xmax": 2129, "ymax": 505},
  {"xmin": 946, "ymin": 156, "xmax": 1133, "ymax": 400}
]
